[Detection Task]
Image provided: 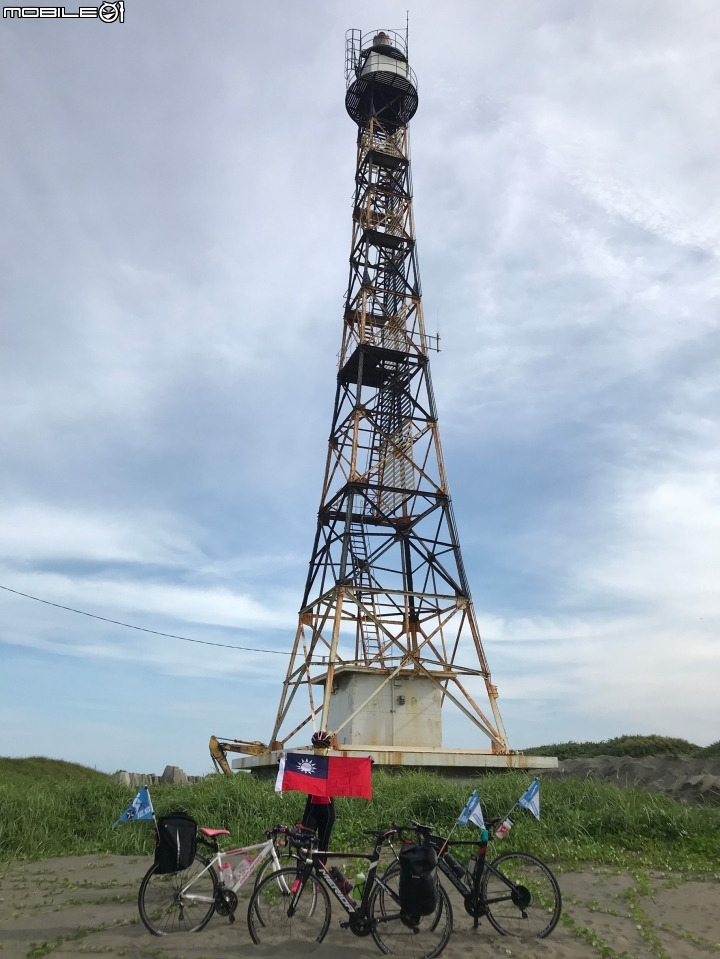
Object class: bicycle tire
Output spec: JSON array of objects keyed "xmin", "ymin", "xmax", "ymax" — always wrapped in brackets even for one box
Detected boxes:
[
  {"xmin": 480, "ymin": 851, "xmax": 561, "ymax": 939},
  {"xmin": 247, "ymin": 866, "xmax": 331, "ymax": 946},
  {"xmin": 252, "ymin": 854, "xmax": 317, "ymax": 927},
  {"xmin": 370, "ymin": 863, "xmax": 453, "ymax": 958},
  {"xmin": 138, "ymin": 854, "xmax": 217, "ymax": 935},
  {"xmin": 254, "ymin": 850, "xmax": 295, "ymax": 888}
]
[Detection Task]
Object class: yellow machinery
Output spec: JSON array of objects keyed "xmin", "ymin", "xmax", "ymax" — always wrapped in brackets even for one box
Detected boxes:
[{"xmin": 209, "ymin": 736, "xmax": 272, "ymax": 776}]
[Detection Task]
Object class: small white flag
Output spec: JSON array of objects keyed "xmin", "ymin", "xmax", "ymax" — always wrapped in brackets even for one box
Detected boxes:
[
  {"xmin": 518, "ymin": 778, "xmax": 540, "ymax": 820},
  {"xmin": 274, "ymin": 754, "xmax": 286, "ymax": 792},
  {"xmin": 457, "ymin": 790, "xmax": 485, "ymax": 828}
]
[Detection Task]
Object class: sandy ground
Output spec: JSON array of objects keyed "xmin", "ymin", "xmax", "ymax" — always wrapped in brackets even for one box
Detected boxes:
[{"xmin": 1, "ymin": 854, "xmax": 719, "ymax": 959}]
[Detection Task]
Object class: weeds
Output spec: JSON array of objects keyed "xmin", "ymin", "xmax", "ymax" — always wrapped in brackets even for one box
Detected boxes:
[
  {"xmin": 561, "ymin": 912, "xmax": 628, "ymax": 958},
  {"xmin": 2, "ymin": 769, "xmax": 720, "ymax": 871},
  {"xmin": 524, "ymin": 734, "xmax": 720, "ymax": 760},
  {"xmin": 624, "ymin": 887, "xmax": 671, "ymax": 959},
  {"xmin": 25, "ymin": 919, "xmax": 138, "ymax": 959}
]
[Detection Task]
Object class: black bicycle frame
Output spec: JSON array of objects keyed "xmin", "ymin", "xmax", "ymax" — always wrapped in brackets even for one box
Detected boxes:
[
  {"xmin": 290, "ymin": 835, "xmax": 401, "ymax": 924},
  {"xmin": 428, "ymin": 833, "xmax": 525, "ymax": 915},
  {"xmin": 388, "ymin": 828, "xmax": 520, "ymax": 916},
  {"xmin": 436, "ymin": 845, "xmax": 479, "ymax": 899}
]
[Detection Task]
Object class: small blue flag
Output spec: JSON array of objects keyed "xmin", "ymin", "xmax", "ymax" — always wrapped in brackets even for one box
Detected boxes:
[
  {"xmin": 112, "ymin": 786, "xmax": 155, "ymax": 828},
  {"xmin": 457, "ymin": 790, "xmax": 485, "ymax": 828},
  {"xmin": 518, "ymin": 778, "xmax": 540, "ymax": 820}
]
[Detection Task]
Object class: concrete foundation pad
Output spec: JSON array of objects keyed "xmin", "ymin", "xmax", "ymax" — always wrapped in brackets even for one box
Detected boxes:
[{"xmin": 232, "ymin": 746, "xmax": 557, "ymax": 773}]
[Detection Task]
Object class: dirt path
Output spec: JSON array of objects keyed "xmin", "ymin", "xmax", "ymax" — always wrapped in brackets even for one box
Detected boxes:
[{"xmin": 1, "ymin": 854, "xmax": 718, "ymax": 958}]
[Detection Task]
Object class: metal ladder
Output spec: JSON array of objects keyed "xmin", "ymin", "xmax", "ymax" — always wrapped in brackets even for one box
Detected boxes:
[{"xmin": 348, "ymin": 528, "xmax": 384, "ymax": 665}]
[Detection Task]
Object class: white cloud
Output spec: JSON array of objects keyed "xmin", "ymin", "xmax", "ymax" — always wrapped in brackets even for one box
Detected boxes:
[
  {"xmin": 0, "ymin": 504, "xmax": 201, "ymax": 565},
  {"xmin": 2, "ymin": 2, "xmax": 720, "ymax": 764},
  {"xmin": 4, "ymin": 571, "xmax": 294, "ymax": 630},
  {"xmin": 583, "ymin": 469, "xmax": 720, "ymax": 615}
]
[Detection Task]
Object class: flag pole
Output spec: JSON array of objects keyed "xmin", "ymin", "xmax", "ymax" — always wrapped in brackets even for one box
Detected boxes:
[
  {"xmin": 439, "ymin": 821, "xmax": 459, "ymax": 856},
  {"xmin": 494, "ymin": 776, "xmax": 540, "ymax": 833},
  {"xmin": 146, "ymin": 784, "xmax": 158, "ymax": 830},
  {"xmin": 489, "ymin": 797, "xmax": 522, "ymax": 837}
]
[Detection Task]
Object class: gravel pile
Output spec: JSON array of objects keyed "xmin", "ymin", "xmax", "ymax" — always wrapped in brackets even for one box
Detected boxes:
[{"xmin": 543, "ymin": 754, "xmax": 720, "ymax": 804}]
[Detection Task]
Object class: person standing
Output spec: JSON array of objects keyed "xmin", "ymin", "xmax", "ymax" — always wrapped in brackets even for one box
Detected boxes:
[
  {"xmin": 300, "ymin": 730, "xmax": 353, "ymax": 896},
  {"xmin": 301, "ymin": 730, "xmax": 336, "ymax": 858}
]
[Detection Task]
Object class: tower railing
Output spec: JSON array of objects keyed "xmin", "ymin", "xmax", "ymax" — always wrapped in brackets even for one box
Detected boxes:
[{"xmin": 345, "ymin": 28, "xmax": 417, "ymax": 91}]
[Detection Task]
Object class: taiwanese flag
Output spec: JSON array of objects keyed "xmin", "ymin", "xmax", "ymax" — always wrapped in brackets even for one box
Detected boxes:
[{"xmin": 275, "ymin": 752, "xmax": 372, "ymax": 799}]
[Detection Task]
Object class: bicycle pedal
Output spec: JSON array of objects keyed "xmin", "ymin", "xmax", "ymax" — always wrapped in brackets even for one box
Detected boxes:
[
  {"xmin": 228, "ymin": 914, "xmax": 235, "ymax": 924},
  {"xmin": 339, "ymin": 921, "xmax": 350, "ymax": 929}
]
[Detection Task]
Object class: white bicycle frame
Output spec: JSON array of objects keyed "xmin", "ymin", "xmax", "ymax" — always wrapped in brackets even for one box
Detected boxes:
[{"xmin": 180, "ymin": 836, "xmax": 289, "ymax": 904}]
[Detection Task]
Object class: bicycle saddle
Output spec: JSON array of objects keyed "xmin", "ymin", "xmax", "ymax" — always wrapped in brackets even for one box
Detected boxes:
[{"xmin": 199, "ymin": 828, "xmax": 231, "ymax": 837}]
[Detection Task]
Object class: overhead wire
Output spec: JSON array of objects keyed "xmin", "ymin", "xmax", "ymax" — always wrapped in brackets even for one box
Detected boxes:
[{"xmin": 0, "ymin": 583, "xmax": 291, "ymax": 655}]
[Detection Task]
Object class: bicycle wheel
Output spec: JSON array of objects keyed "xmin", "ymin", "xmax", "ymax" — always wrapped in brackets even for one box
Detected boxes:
[
  {"xmin": 252, "ymin": 856, "xmax": 317, "ymax": 927},
  {"xmin": 481, "ymin": 851, "xmax": 561, "ymax": 939},
  {"xmin": 247, "ymin": 866, "xmax": 331, "ymax": 946},
  {"xmin": 370, "ymin": 864, "xmax": 453, "ymax": 958},
  {"xmin": 138, "ymin": 854, "xmax": 217, "ymax": 935},
  {"xmin": 254, "ymin": 849, "xmax": 295, "ymax": 887}
]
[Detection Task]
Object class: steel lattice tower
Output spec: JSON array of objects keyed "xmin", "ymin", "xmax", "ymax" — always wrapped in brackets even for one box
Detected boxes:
[{"xmin": 266, "ymin": 28, "xmax": 509, "ymax": 764}]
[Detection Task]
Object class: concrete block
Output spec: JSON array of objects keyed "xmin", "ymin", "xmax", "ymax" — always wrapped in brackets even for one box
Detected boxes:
[{"xmin": 160, "ymin": 765, "xmax": 188, "ymax": 784}]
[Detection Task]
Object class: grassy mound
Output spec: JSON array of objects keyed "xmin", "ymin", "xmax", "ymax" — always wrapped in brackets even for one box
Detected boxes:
[
  {"xmin": 0, "ymin": 756, "xmax": 109, "ymax": 784},
  {"xmin": 523, "ymin": 734, "xmax": 720, "ymax": 760},
  {"xmin": 1, "ymin": 767, "xmax": 719, "ymax": 872}
]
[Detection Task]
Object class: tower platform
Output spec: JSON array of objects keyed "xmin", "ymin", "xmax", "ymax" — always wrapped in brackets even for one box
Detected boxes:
[{"xmin": 232, "ymin": 747, "xmax": 557, "ymax": 775}]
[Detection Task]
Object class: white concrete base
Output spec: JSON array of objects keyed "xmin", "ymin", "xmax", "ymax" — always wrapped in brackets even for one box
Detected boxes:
[
  {"xmin": 232, "ymin": 746, "xmax": 558, "ymax": 772},
  {"xmin": 328, "ymin": 671, "xmax": 442, "ymax": 748}
]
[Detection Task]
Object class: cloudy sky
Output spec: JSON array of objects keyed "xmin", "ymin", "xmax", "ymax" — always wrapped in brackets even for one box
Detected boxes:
[{"xmin": 2, "ymin": 1, "xmax": 719, "ymax": 774}]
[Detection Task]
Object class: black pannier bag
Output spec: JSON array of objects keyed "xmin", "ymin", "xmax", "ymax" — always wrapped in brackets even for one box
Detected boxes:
[
  {"xmin": 154, "ymin": 812, "xmax": 197, "ymax": 874},
  {"xmin": 398, "ymin": 841, "xmax": 438, "ymax": 920}
]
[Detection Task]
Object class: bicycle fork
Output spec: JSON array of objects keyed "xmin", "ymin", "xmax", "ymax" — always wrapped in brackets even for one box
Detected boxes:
[{"xmin": 287, "ymin": 862, "xmax": 315, "ymax": 917}]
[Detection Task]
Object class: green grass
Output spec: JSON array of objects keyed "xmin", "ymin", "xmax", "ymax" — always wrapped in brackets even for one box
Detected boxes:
[
  {"xmin": 523, "ymin": 734, "xmax": 720, "ymax": 760},
  {"xmin": 0, "ymin": 756, "xmax": 109, "ymax": 784},
  {"xmin": 2, "ymin": 764, "xmax": 720, "ymax": 872}
]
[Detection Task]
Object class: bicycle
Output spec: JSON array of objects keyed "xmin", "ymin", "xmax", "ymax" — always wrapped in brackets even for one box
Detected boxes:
[
  {"xmin": 138, "ymin": 824, "xmax": 295, "ymax": 935},
  {"xmin": 247, "ymin": 825, "xmax": 453, "ymax": 957},
  {"xmin": 384, "ymin": 820, "xmax": 561, "ymax": 939}
]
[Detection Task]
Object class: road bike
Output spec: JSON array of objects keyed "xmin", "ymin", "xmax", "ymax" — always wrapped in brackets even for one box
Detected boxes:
[
  {"xmin": 138, "ymin": 824, "xmax": 295, "ymax": 935},
  {"xmin": 247, "ymin": 825, "xmax": 453, "ymax": 957},
  {"xmin": 384, "ymin": 820, "xmax": 561, "ymax": 939}
]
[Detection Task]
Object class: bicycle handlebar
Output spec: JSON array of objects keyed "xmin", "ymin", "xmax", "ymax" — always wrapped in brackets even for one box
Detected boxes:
[
  {"xmin": 362, "ymin": 828, "xmax": 395, "ymax": 838},
  {"xmin": 388, "ymin": 822, "xmax": 432, "ymax": 839},
  {"xmin": 264, "ymin": 824, "xmax": 316, "ymax": 844},
  {"xmin": 410, "ymin": 820, "xmax": 433, "ymax": 833}
]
